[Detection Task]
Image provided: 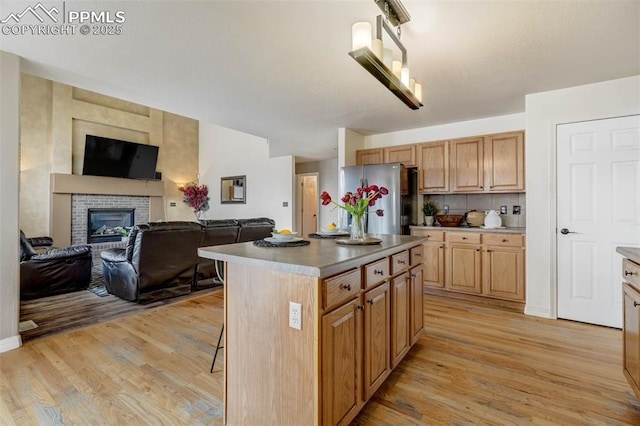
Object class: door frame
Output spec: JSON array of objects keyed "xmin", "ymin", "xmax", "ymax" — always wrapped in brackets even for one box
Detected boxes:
[
  {"xmin": 295, "ymin": 172, "xmax": 319, "ymax": 234},
  {"xmin": 553, "ymin": 114, "xmax": 640, "ymax": 321}
]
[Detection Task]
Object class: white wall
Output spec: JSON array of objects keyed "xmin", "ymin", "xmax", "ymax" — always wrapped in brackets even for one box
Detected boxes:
[
  {"xmin": 296, "ymin": 159, "xmax": 339, "ymax": 228},
  {"xmin": 338, "ymin": 127, "xmax": 365, "ymax": 168},
  {"xmin": 525, "ymin": 75, "xmax": 640, "ymax": 319},
  {"xmin": 364, "ymin": 113, "xmax": 526, "ymax": 147},
  {"xmin": 0, "ymin": 52, "xmax": 22, "ymax": 353},
  {"xmin": 199, "ymin": 122, "xmax": 294, "ymax": 229}
]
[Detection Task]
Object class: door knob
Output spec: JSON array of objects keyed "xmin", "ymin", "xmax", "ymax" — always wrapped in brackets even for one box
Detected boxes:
[{"xmin": 560, "ymin": 228, "xmax": 576, "ymax": 235}]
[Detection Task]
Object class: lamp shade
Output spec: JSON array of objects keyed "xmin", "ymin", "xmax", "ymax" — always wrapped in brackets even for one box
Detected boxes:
[
  {"xmin": 382, "ymin": 48, "xmax": 393, "ymax": 69},
  {"xmin": 372, "ymin": 38, "xmax": 383, "ymax": 60},
  {"xmin": 392, "ymin": 61, "xmax": 402, "ymax": 77},
  {"xmin": 414, "ymin": 83, "xmax": 423, "ymax": 102},
  {"xmin": 400, "ymin": 66, "xmax": 410, "ymax": 87},
  {"xmin": 352, "ymin": 22, "xmax": 372, "ymax": 50}
]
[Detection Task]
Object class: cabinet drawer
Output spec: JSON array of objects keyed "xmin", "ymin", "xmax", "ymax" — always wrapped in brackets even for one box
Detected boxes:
[
  {"xmin": 447, "ymin": 232, "xmax": 481, "ymax": 244},
  {"xmin": 483, "ymin": 233, "xmax": 524, "ymax": 247},
  {"xmin": 364, "ymin": 258, "xmax": 389, "ymax": 289},
  {"xmin": 623, "ymin": 259, "xmax": 640, "ymax": 289},
  {"xmin": 410, "ymin": 245, "xmax": 423, "ymax": 266},
  {"xmin": 323, "ymin": 268, "xmax": 361, "ymax": 310},
  {"xmin": 391, "ymin": 250, "xmax": 410, "ymax": 275},
  {"xmin": 411, "ymin": 229, "xmax": 445, "ymax": 242}
]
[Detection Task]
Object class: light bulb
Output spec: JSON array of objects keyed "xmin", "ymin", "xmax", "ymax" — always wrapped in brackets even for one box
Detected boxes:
[
  {"xmin": 392, "ymin": 61, "xmax": 402, "ymax": 78},
  {"xmin": 409, "ymin": 78, "xmax": 416, "ymax": 92},
  {"xmin": 414, "ymin": 83, "xmax": 423, "ymax": 102},
  {"xmin": 371, "ymin": 38, "xmax": 383, "ymax": 59},
  {"xmin": 382, "ymin": 48, "xmax": 393, "ymax": 69},
  {"xmin": 352, "ymin": 22, "xmax": 372, "ymax": 51},
  {"xmin": 400, "ymin": 67, "xmax": 410, "ymax": 87}
]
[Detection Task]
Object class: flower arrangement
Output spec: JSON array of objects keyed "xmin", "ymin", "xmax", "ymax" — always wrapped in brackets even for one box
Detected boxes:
[
  {"xmin": 320, "ymin": 185, "xmax": 389, "ymax": 241},
  {"xmin": 179, "ymin": 183, "xmax": 210, "ymax": 216},
  {"xmin": 320, "ymin": 185, "xmax": 389, "ymax": 217}
]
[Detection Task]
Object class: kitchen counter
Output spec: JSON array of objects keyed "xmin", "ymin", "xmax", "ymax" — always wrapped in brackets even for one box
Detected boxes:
[
  {"xmin": 198, "ymin": 234, "xmax": 425, "ymax": 278},
  {"xmin": 410, "ymin": 225, "xmax": 526, "ymax": 234},
  {"xmin": 617, "ymin": 246, "xmax": 640, "ymax": 264}
]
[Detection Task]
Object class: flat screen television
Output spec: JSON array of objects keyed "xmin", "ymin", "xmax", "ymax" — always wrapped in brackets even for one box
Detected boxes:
[{"xmin": 82, "ymin": 135, "xmax": 159, "ymax": 180}]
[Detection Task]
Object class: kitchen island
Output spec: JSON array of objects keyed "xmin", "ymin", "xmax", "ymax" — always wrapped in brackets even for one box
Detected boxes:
[{"xmin": 198, "ymin": 234, "xmax": 425, "ymax": 426}]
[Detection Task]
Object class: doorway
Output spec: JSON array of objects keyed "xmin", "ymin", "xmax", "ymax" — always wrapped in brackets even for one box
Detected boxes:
[
  {"xmin": 296, "ymin": 173, "xmax": 318, "ymax": 235},
  {"xmin": 557, "ymin": 115, "xmax": 640, "ymax": 328}
]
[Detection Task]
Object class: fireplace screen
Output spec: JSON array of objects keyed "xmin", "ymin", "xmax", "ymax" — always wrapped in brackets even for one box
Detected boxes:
[{"xmin": 87, "ymin": 208, "xmax": 135, "ymax": 243}]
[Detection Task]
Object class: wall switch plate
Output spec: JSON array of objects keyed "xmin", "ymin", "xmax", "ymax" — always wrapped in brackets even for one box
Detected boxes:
[
  {"xmin": 443, "ymin": 205, "xmax": 449, "ymax": 214},
  {"xmin": 289, "ymin": 302, "xmax": 302, "ymax": 330},
  {"xmin": 282, "ymin": 201, "xmax": 288, "ymax": 207},
  {"xmin": 500, "ymin": 205, "xmax": 508, "ymax": 214},
  {"xmin": 513, "ymin": 205, "xmax": 521, "ymax": 215},
  {"xmin": 169, "ymin": 202, "xmax": 177, "ymax": 207}
]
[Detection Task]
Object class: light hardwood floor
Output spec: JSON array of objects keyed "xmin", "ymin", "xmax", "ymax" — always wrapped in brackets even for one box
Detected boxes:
[{"xmin": 2, "ymin": 292, "xmax": 639, "ymax": 425}]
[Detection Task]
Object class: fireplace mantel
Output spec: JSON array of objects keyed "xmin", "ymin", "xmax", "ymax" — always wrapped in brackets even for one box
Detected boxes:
[{"xmin": 50, "ymin": 173, "xmax": 165, "ymax": 246}]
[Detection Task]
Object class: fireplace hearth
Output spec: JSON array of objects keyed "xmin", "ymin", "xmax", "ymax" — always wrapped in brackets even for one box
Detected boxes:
[{"xmin": 87, "ymin": 208, "xmax": 135, "ymax": 243}]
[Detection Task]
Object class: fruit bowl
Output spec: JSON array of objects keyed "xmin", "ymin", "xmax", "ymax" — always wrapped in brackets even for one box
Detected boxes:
[
  {"xmin": 435, "ymin": 214, "xmax": 464, "ymax": 227},
  {"xmin": 271, "ymin": 231, "xmax": 299, "ymax": 241}
]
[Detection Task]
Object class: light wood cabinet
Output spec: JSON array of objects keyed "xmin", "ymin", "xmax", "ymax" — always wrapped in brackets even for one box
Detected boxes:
[
  {"xmin": 483, "ymin": 245, "xmax": 525, "ymax": 301},
  {"xmin": 384, "ymin": 144, "xmax": 416, "ymax": 166},
  {"xmin": 410, "ymin": 229, "xmax": 445, "ymax": 289},
  {"xmin": 417, "ymin": 141, "xmax": 449, "ymax": 193},
  {"xmin": 446, "ymin": 241, "xmax": 482, "ymax": 294},
  {"xmin": 485, "ymin": 131, "xmax": 525, "ymax": 192},
  {"xmin": 450, "ymin": 136, "xmax": 485, "ymax": 192},
  {"xmin": 356, "ymin": 148, "xmax": 383, "ymax": 165},
  {"xmin": 621, "ymin": 255, "xmax": 640, "ymax": 400},
  {"xmin": 363, "ymin": 282, "xmax": 391, "ymax": 400},
  {"xmin": 409, "ymin": 265, "xmax": 424, "ymax": 345},
  {"xmin": 322, "ymin": 299, "xmax": 362, "ymax": 425},
  {"xmin": 391, "ymin": 273, "xmax": 410, "ymax": 368}
]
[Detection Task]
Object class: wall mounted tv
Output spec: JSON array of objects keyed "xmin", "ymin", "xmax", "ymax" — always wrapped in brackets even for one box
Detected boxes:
[{"xmin": 82, "ymin": 135, "xmax": 159, "ymax": 180}]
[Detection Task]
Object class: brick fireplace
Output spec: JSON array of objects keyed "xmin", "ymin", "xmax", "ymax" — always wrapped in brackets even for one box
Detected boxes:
[{"xmin": 50, "ymin": 173, "xmax": 165, "ymax": 247}]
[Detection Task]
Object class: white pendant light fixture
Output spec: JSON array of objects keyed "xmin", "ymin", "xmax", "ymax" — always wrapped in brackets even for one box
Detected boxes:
[{"xmin": 348, "ymin": 0, "xmax": 423, "ymax": 110}]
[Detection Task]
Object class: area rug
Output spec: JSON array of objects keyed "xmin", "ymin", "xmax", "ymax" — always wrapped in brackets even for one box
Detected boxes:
[{"xmin": 88, "ymin": 263, "xmax": 109, "ymax": 297}]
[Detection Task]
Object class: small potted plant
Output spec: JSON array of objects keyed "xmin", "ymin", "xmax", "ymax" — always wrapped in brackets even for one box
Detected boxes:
[{"xmin": 422, "ymin": 200, "xmax": 439, "ymax": 226}]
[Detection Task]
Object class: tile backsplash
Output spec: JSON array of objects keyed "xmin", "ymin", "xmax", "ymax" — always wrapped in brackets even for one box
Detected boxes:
[{"xmin": 420, "ymin": 193, "xmax": 526, "ymax": 227}]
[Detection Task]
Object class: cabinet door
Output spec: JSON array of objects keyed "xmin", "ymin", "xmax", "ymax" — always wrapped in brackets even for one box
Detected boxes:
[
  {"xmin": 624, "ymin": 283, "xmax": 640, "ymax": 398},
  {"xmin": 423, "ymin": 242, "xmax": 445, "ymax": 288},
  {"xmin": 363, "ymin": 282, "xmax": 391, "ymax": 400},
  {"xmin": 322, "ymin": 298, "xmax": 362, "ymax": 426},
  {"xmin": 450, "ymin": 137, "xmax": 484, "ymax": 192},
  {"xmin": 417, "ymin": 141, "xmax": 449, "ymax": 193},
  {"xmin": 391, "ymin": 273, "xmax": 410, "ymax": 368},
  {"xmin": 483, "ymin": 246, "xmax": 525, "ymax": 301},
  {"xmin": 384, "ymin": 145, "xmax": 416, "ymax": 166},
  {"xmin": 410, "ymin": 265, "xmax": 424, "ymax": 345},
  {"xmin": 485, "ymin": 131, "xmax": 525, "ymax": 192},
  {"xmin": 356, "ymin": 148, "xmax": 383, "ymax": 165},
  {"xmin": 446, "ymin": 243, "xmax": 482, "ymax": 294}
]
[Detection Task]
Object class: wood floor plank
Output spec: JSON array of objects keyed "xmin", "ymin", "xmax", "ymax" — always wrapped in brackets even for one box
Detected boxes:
[{"xmin": 3, "ymin": 292, "xmax": 640, "ymax": 425}]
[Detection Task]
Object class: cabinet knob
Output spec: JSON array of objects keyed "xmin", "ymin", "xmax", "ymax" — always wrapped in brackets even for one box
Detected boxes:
[
  {"xmin": 357, "ymin": 305, "xmax": 365, "ymax": 311},
  {"xmin": 415, "ymin": 253, "xmax": 423, "ymax": 257},
  {"xmin": 625, "ymin": 270, "xmax": 637, "ymax": 277},
  {"xmin": 634, "ymin": 301, "xmax": 640, "ymax": 308},
  {"xmin": 440, "ymin": 245, "xmax": 444, "ymax": 249},
  {"xmin": 341, "ymin": 284, "xmax": 352, "ymax": 291},
  {"xmin": 476, "ymin": 249, "xmax": 480, "ymax": 252},
  {"xmin": 411, "ymin": 273, "xmax": 417, "ymax": 278},
  {"xmin": 502, "ymin": 239, "xmax": 508, "ymax": 243},
  {"xmin": 397, "ymin": 260, "xmax": 406, "ymax": 265},
  {"xmin": 462, "ymin": 237, "xmax": 467, "ymax": 240},
  {"xmin": 487, "ymin": 249, "xmax": 493, "ymax": 253},
  {"xmin": 367, "ymin": 299, "xmax": 374, "ymax": 305},
  {"xmin": 374, "ymin": 270, "xmax": 384, "ymax": 276}
]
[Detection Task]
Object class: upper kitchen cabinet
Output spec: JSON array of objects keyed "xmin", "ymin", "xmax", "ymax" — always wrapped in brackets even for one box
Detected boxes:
[
  {"xmin": 356, "ymin": 148, "xmax": 384, "ymax": 165},
  {"xmin": 450, "ymin": 131, "xmax": 525, "ymax": 193},
  {"xmin": 450, "ymin": 136, "xmax": 485, "ymax": 193},
  {"xmin": 417, "ymin": 141, "xmax": 449, "ymax": 193},
  {"xmin": 384, "ymin": 144, "xmax": 416, "ymax": 167},
  {"xmin": 484, "ymin": 131, "xmax": 525, "ymax": 192}
]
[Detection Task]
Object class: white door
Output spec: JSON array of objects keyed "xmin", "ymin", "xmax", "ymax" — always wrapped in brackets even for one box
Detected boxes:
[
  {"xmin": 300, "ymin": 175, "xmax": 318, "ymax": 235},
  {"xmin": 557, "ymin": 115, "xmax": 640, "ymax": 328}
]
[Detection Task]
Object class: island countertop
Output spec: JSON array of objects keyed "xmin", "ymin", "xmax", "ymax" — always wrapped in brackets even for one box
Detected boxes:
[
  {"xmin": 410, "ymin": 225, "xmax": 526, "ymax": 234},
  {"xmin": 198, "ymin": 234, "xmax": 426, "ymax": 278}
]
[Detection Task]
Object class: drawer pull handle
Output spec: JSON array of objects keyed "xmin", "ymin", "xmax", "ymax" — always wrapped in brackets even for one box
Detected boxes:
[
  {"xmin": 415, "ymin": 253, "xmax": 423, "ymax": 257},
  {"xmin": 374, "ymin": 270, "xmax": 384, "ymax": 276},
  {"xmin": 397, "ymin": 260, "xmax": 406, "ymax": 265},
  {"xmin": 357, "ymin": 305, "xmax": 365, "ymax": 311},
  {"xmin": 411, "ymin": 273, "xmax": 417, "ymax": 278},
  {"xmin": 502, "ymin": 239, "xmax": 508, "ymax": 243},
  {"xmin": 341, "ymin": 284, "xmax": 352, "ymax": 291},
  {"xmin": 462, "ymin": 237, "xmax": 467, "ymax": 240},
  {"xmin": 634, "ymin": 301, "xmax": 640, "ymax": 308},
  {"xmin": 625, "ymin": 271, "xmax": 637, "ymax": 277},
  {"xmin": 367, "ymin": 299, "xmax": 374, "ymax": 305}
]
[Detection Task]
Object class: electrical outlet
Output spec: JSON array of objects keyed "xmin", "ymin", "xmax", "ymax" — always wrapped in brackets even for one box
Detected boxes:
[
  {"xmin": 513, "ymin": 205, "xmax": 521, "ymax": 215},
  {"xmin": 443, "ymin": 205, "xmax": 449, "ymax": 214},
  {"xmin": 500, "ymin": 205, "xmax": 507, "ymax": 215},
  {"xmin": 282, "ymin": 201, "xmax": 288, "ymax": 207},
  {"xmin": 289, "ymin": 302, "xmax": 302, "ymax": 330},
  {"xmin": 169, "ymin": 202, "xmax": 177, "ymax": 207}
]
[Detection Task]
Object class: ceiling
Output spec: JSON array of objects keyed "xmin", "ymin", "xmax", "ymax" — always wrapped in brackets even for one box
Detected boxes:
[{"xmin": 1, "ymin": 0, "xmax": 639, "ymax": 162}]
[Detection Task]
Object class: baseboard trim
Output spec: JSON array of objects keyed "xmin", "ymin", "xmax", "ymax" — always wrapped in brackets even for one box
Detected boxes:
[
  {"xmin": 524, "ymin": 305, "xmax": 554, "ymax": 319},
  {"xmin": 0, "ymin": 334, "xmax": 22, "ymax": 353}
]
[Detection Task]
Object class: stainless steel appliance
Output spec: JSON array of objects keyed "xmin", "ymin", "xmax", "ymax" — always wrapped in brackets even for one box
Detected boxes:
[{"xmin": 339, "ymin": 163, "xmax": 417, "ymax": 235}]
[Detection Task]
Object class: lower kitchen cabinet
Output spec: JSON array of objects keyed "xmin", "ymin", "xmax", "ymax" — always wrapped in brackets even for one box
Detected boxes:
[
  {"xmin": 620, "ymin": 253, "xmax": 640, "ymax": 399},
  {"xmin": 446, "ymin": 242, "xmax": 482, "ymax": 295},
  {"xmin": 363, "ymin": 282, "xmax": 391, "ymax": 400},
  {"xmin": 483, "ymin": 245, "xmax": 525, "ymax": 301},
  {"xmin": 409, "ymin": 265, "xmax": 424, "ymax": 345},
  {"xmin": 391, "ymin": 273, "xmax": 410, "ymax": 368}
]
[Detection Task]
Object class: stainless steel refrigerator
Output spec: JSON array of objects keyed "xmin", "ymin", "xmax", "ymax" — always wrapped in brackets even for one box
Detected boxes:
[{"xmin": 339, "ymin": 163, "xmax": 416, "ymax": 235}]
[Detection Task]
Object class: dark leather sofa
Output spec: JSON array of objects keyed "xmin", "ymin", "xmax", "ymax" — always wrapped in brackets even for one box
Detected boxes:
[
  {"xmin": 20, "ymin": 231, "xmax": 93, "ymax": 300},
  {"xmin": 101, "ymin": 218, "xmax": 275, "ymax": 303}
]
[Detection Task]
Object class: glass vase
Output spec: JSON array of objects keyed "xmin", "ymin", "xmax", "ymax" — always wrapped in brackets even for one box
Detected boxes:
[
  {"xmin": 350, "ymin": 213, "xmax": 366, "ymax": 242},
  {"xmin": 195, "ymin": 210, "xmax": 203, "ymax": 222}
]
